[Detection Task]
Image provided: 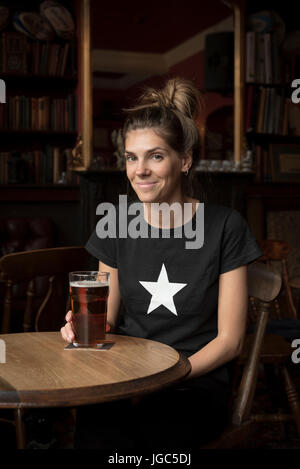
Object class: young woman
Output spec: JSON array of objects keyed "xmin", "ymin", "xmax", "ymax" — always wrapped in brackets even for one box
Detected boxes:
[{"xmin": 61, "ymin": 78, "xmax": 262, "ymax": 449}]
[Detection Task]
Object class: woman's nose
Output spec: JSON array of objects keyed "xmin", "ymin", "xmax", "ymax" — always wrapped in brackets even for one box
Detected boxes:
[{"xmin": 135, "ymin": 161, "xmax": 150, "ymax": 175}]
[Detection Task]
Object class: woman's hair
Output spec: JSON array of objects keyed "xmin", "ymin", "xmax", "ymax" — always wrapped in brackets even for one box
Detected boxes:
[{"xmin": 123, "ymin": 77, "xmax": 204, "ymax": 197}]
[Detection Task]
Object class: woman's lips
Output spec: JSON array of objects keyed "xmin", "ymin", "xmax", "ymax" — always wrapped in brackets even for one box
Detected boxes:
[{"xmin": 135, "ymin": 182, "xmax": 157, "ymax": 189}]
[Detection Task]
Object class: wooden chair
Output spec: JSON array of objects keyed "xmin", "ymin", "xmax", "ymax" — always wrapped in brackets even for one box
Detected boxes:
[
  {"xmin": 257, "ymin": 239, "xmax": 298, "ymax": 319},
  {"xmin": 0, "ymin": 246, "xmax": 91, "ymax": 334},
  {"xmin": 0, "ymin": 246, "xmax": 92, "ymax": 449},
  {"xmin": 204, "ymin": 261, "xmax": 300, "ymax": 448}
]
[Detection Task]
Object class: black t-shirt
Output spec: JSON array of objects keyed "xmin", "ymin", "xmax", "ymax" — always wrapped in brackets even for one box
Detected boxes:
[{"xmin": 85, "ymin": 202, "xmax": 262, "ymax": 386}]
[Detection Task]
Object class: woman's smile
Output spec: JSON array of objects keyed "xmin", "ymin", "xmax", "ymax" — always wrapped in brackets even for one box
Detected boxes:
[{"xmin": 135, "ymin": 181, "xmax": 158, "ymax": 189}]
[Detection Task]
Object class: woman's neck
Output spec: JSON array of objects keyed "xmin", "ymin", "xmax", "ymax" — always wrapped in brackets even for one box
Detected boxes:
[{"xmin": 143, "ymin": 197, "xmax": 199, "ymax": 229}]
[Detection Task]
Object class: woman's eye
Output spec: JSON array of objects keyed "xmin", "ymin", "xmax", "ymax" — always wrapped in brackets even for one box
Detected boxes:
[
  {"xmin": 152, "ymin": 154, "xmax": 163, "ymax": 160},
  {"xmin": 125, "ymin": 155, "xmax": 136, "ymax": 162}
]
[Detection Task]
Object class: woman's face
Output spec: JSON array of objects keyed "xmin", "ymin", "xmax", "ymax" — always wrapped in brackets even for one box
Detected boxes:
[{"xmin": 125, "ymin": 128, "xmax": 191, "ymax": 204}]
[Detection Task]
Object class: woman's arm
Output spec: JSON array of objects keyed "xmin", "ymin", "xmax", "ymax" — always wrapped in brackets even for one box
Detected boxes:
[
  {"xmin": 99, "ymin": 261, "xmax": 121, "ymax": 331},
  {"xmin": 187, "ymin": 265, "xmax": 248, "ymax": 380}
]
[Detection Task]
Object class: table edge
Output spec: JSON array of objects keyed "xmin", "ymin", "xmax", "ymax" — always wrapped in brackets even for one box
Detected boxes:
[{"xmin": 0, "ymin": 353, "xmax": 191, "ymax": 409}]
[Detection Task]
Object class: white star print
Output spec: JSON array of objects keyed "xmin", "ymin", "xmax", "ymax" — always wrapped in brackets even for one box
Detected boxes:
[{"xmin": 139, "ymin": 263, "xmax": 187, "ymax": 316}]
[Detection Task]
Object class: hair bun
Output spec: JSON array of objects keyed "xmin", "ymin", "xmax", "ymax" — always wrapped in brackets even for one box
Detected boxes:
[
  {"xmin": 138, "ymin": 77, "xmax": 202, "ymax": 120},
  {"xmin": 162, "ymin": 78, "xmax": 202, "ymax": 119}
]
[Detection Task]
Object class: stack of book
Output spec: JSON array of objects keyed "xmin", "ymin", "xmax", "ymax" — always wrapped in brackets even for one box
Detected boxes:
[
  {"xmin": 0, "ymin": 94, "xmax": 77, "ymax": 131},
  {"xmin": 0, "ymin": 146, "xmax": 77, "ymax": 184},
  {"xmin": 28, "ymin": 41, "xmax": 74, "ymax": 76},
  {"xmin": 246, "ymin": 31, "xmax": 281, "ymax": 84},
  {"xmin": 245, "ymin": 85, "xmax": 291, "ymax": 135},
  {"xmin": 0, "ymin": 31, "xmax": 75, "ymax": 76}
]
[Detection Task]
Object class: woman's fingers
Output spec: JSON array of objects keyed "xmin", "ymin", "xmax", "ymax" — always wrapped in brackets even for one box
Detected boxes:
[
  {"xmin": 65, "ymin": 310, "xmax": 74, "ymax": 322},
  {"xmin": 61, "ymin": 325, "xmax": 75, "ymax": 343},
  {"xmin": 60, "ymin": 315, "xmax": 75, "ymax": 343},
  {"xmin": 60, "ymin": 325, "xmax": 69, "ymax": 343}
]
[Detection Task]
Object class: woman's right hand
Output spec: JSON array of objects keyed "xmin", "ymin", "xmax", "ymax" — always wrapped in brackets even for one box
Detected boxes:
[{"xmin": 60, "ymin": 310, "xmax": 75, "ymax": 343}]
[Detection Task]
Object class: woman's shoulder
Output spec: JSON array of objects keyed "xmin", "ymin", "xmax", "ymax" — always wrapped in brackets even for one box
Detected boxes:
[{"xmin": 203, "ymin": 202, "xmax": 235, "ymax": 221}]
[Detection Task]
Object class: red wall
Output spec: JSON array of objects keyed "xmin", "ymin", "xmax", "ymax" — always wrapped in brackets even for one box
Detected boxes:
[
  {"xmin": 121, "ymin": 49, "xmax": 233, "ymax": 156},
  {"xmin": 91, "ymin": 17, "xmax": 234, "ymax": 151}
]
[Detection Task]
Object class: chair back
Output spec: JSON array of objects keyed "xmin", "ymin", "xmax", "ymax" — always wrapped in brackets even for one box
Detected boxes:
[
  {"xmin": 0, "ymin": 246, "xmax": 91, "ymax": 333},
  {"xmin": 248, "ymin": 261, "xmax": 282, "ymax": 302},
  {"xmin": 258, "ymin": 239, "xmax": 297, "ymax": 318},
  {"xmin": 231, "ymin": 261, "xmax": 282, "ymax": 425}
]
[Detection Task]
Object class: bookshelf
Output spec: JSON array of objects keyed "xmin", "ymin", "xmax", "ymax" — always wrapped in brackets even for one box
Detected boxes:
[
  {"xmin": 242, "ymin": 1, "xmax": 300, "ymax": 183},
  {"xmin": 0, "ymin": 1, "xmax": 80, "ymax": 189}
]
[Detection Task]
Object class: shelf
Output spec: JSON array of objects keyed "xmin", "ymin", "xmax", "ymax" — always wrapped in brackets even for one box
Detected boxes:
[
  {"xmin": 245, "ymin": 82, "xmax": 284, "ymax": 88},
  {"xmin": 79, "ymin": 168, "xmax": 255, "ymax": 178},
  {"xmin": 247, "ymin": 182, "xmax": 300, "ymax": 199},
  {"xmin": 80, "ymin": 168, "xmax": 124, "ymax": 173},
  {"xmin": 0, "ymin": 129, "xmax": 77, "ymax": 136},
  {"xmin": 195, "ymin": 170, "xmax": 255, "ymax": 176},
  {"xmin": 0, "ymin": 185, "xmax": 80, "ymax": 202},
  {"xmin": 0, "ymin": 73, "xmax": 77, "ymax": 84},
  {"xmin": 246, "ymin": 132, "xmax": 300, "ymax": 144}
]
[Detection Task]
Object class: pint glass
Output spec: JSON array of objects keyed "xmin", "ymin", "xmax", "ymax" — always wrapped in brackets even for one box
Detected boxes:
[{"xmin": 69, "ymin": 271, "xmax": 110, "ymax": 347}]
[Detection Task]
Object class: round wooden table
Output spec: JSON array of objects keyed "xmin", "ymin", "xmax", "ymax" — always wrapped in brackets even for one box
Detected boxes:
[{"xmin": 0, "ymin": 332, "xmax": 191, "ymax": 448}]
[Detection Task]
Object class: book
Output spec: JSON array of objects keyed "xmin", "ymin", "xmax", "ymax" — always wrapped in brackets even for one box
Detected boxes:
[
  {"xmin": 46, "ymin": 145, "xmax": 53, "ymax": 183},
  {"xmin": 0, "ymin": 102, "xmax": 5, "ymax": 128},
  {"xmin": 263, "ymin": 88, "xmax": 271, "ymax": 133},
  {"xmin": 31, "ymin": 97, "xmax": 38, "ymax": 129},
  {"xmin": 38, "ymin": 97, "xmax": 45, "ymax": 130},
  {"xmin": 0, "ymin": 152, "xmax": 9, "ymax": 183},
  {"xmin": 267, "ymin": 88, "xmax": 276, "ymax": 134},
  {"xmin": 65, "ymin": 148, "xmax": 73, "ymax": 183},
  {"xmin": 282, "ymin": 99, "xmax": 289, "ymax": 135},
  {"xmin": 31, "ymin": 41, "xmax": 41, "ymax": 74},
  {"xmin": 2, "ymin": 32, "xmax": 27, "ymax": 74},
  {"xmin": 264, "ymin": 33, "xmax": 272, "ymax": 84},
  {"xmin": 15, "ymin": 95, "xmax": 21, "ymax": 129},
  {"xmin": 60, "ymin": 42, "xmax": 70, "ymax": 76},
  {"xmin": 53, "ymin": 147, "xmax": 61, "ymax": 183},
  {"xmin": 22, "ymin": 152, "xmax": 35, "ymax": 183},
  {"xmin": 254, "ymin": 145, "xmax": 262, "ymax": 183},
  {"xmin": 256, "ymin": 87, "xmax": 267, "ymax": 132},
  {"xmin": 52, "ymin": 44, "xmax": 61, "ymax": 75},
  {"xmin": 34, "ymin": 150, "xmax": 41, "ymax": 183},
  {"xmin": 48, "ymin": 43, "xmax": 61, "ymax": 75},
  {"xmin": 40, "ymin": 42, "xmax": 50, "ymax": 75},
  {"xmin": 257, "ymin": 34, "xmax": 265, "ymax": 83},
  {"xmin": 262, "ymin": 148, "xmax": 270, "ymax": 182},
  {"xmin": 271, "ymin": 31, "xmax": 280, "ymax": 84},
  {"xmin": 0, "ymin": 35, "xmax": 3, "ymax": 72},
  {"xmin": 288, "ymin": 102, "xmax": 300, "ymax": 136},
  {"xmin": 246, "ymin": 32, "xmax": 256, "ymax": 82},
  {"xmin": 245, "ymin": 85, "xmax": 254, "ymax": 131}
]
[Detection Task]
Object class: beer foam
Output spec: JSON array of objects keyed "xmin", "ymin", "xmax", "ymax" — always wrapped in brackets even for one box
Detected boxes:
[{"xmin": 70, "ymin": 280, "xmax": 108, "ymax": 287}]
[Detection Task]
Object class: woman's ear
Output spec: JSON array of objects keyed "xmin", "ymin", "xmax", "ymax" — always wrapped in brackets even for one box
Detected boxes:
[{"xmin": 181, "ymin": 151, "xmax": 193, "ymax": 173}]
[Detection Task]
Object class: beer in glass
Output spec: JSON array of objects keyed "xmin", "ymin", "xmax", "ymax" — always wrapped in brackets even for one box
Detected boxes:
[{"xmin": 69, "ymin": 271, "xmax": 109, "ymax": 347}]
